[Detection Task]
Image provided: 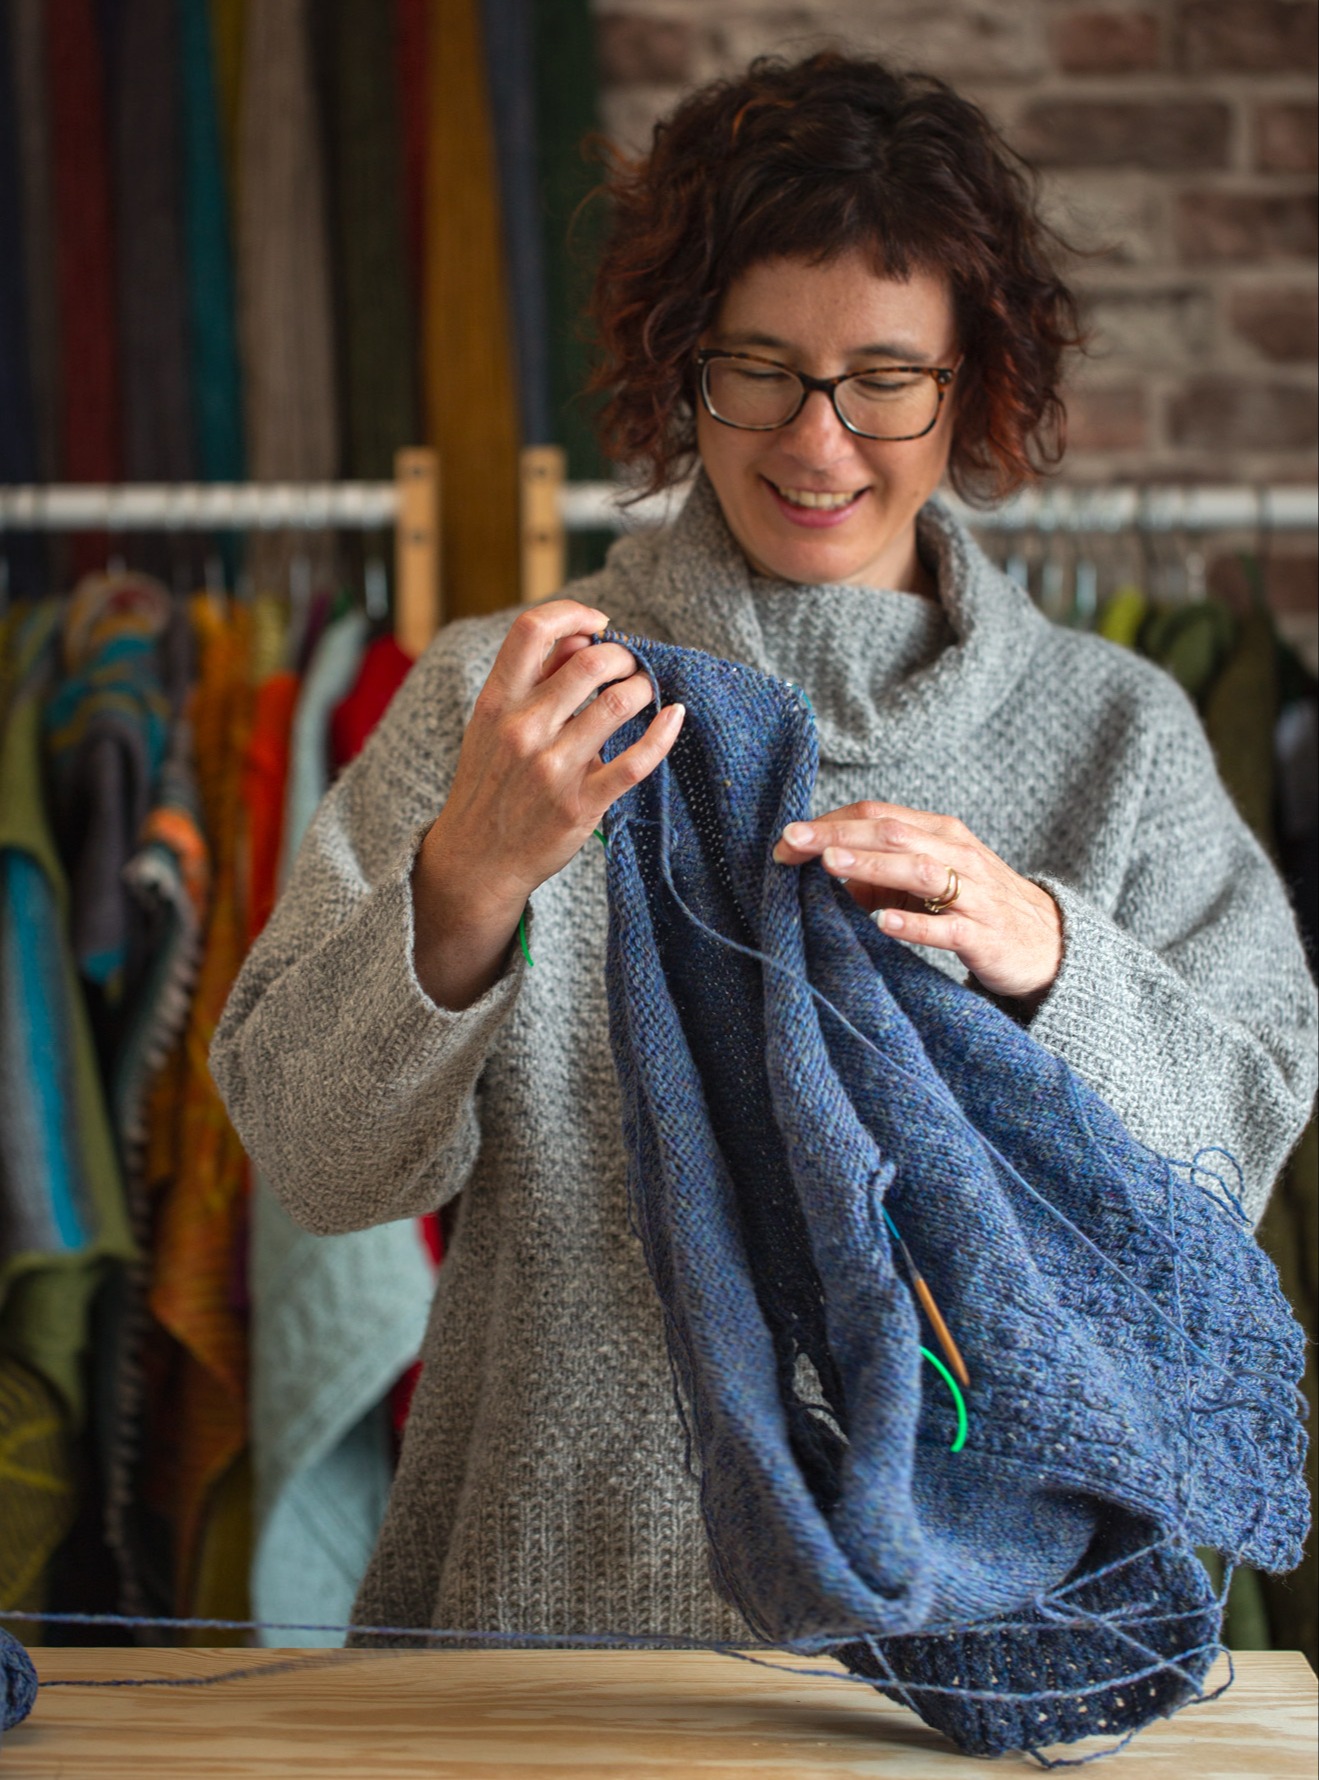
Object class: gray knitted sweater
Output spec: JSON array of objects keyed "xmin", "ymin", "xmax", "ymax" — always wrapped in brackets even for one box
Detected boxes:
[{"xmin": 211, "ymin": 476, "xmax": 1317, "ymax": 1644}]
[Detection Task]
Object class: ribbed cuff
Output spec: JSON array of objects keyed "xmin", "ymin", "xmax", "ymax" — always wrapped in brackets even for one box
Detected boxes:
[{"xmin": 1023, "ymin": 875, "xmax": 1149, "ymax": 1096}]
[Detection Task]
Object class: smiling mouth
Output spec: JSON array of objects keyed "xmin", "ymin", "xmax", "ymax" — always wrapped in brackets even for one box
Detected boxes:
[{"xmin": 766, "ymin": 480, "xmax": 867, "ymax": 511}]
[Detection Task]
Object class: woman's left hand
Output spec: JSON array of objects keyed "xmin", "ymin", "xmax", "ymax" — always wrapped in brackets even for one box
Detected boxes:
[{"xmin": 771, "ymin": 801, "xmax": 1063, "ymax": 1006}]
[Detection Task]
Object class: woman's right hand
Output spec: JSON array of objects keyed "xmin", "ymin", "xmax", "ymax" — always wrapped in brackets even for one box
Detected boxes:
[{"xmin": 411, "ymin": 599, "xmax": 684, "ymax": 1009}]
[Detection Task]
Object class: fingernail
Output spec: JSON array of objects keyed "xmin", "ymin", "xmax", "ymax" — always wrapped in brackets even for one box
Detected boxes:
[
  {"xmin": 880, "ymin": 909, "xmax": 904, "ymax": 932},
  {"xmin": 825, "ymin": 847, "xmax": 855, "ymax": 869},
  {"xmin": 784, "ymin": 823, "xmax": 813, "ymax": 844},
  {"xmin": 666, "ymin": 701, "xmax": 685, "ymax": 725}
]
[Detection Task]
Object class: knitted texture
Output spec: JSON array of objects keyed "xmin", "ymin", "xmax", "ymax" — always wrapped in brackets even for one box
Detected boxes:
[
  {"xmin": 178, "ymin": 0, "xmax": 245, "ymax": 483},
  {"xmin": 235, "ymin": 0, "xmax": 338, "ymax": 588},
  {"xmin": 112, "ymin": 0, "xmax": 196, "ymax": 487},
  {"xmin": 0, "ymin": 0, "xmax": 43, "ymax": 599},
  {"xmin": 211, "ymin": 485, "xmax": 1316, "ymax": 1674},
  {"xmin": 325, "ymin": 0, "xmax": 419, "ymax": 480},
  {"xmin": 0, "ymin": 10, "xmax": 36, "ymax": 487},
  {"xmin": 49, "ymin": 0, "xmax": 120, "ymax": 577},
  {"xmin": 599, "ymin": 631, "xmax": 1307, "ymax": 1757},
  {"xmin": 0, "ymin": 1626, "xmax": 37, "ymax": 1734},
  {"xmin": 422, "ymin": 0, "xmax": 521, "ymax": 617},
  {"xmin": 8, "ymin": 0, "xmax": 61, "ymax": 482},
  {"xmin": 43, "ymin": 573, "xmax": 172, "ymax": 990}
]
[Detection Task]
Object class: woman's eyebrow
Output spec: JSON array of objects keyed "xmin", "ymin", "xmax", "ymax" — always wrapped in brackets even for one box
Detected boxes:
[{"xmin": 716, "ymin": 330, "xmax": 934, "ymax": 361}]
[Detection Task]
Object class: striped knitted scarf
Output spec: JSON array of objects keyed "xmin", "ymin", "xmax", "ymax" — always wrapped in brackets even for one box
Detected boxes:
[{"xmin": 600, "ymin": 633, "xmax": 1308, "ymax": 1760}]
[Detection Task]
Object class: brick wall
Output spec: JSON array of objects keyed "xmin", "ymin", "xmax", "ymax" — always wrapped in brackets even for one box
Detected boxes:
[{"xmin": 591, "ymin": 1, "xmax": 1318, "ymax": 649}]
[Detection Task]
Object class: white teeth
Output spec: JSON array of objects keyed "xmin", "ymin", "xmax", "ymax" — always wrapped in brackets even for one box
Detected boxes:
[{"xmin": 775, "ymin": 485, "xmax": 859, "ymax": 510}]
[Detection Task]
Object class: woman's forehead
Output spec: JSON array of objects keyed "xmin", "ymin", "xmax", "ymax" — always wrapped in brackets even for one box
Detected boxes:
[{"xmin": 710, "ymin": 254, "xmax": 956, "ymax": 358}]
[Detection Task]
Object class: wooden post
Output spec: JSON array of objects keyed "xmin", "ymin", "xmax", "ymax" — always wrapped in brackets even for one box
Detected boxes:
[
  {"xmin": 394, "ymin": 448, "xmax": 441, "ymax": 653},
  {"xmin": 520, "ymin": 445, "xmax": 567, "ymax": 603}
]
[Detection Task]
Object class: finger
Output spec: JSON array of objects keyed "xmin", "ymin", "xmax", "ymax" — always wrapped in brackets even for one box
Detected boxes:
[
  {"xmin": 586, "ymin": 702, "xmax": 685, "ymax": 809},
  {"xmin": 773, "ymin": 812, "xmax": 972, "ymax": 866},
  {"xmin": 488, "ymin": 600, "xmax": 612, "ymax": 698},
  {"xmin": 539, "ymin": 631, "xmax": 596, "ymax": 681},
  {"xmin": 818, "ymin": 845, "xmax": 968, "ymax": 913},
  {"xmin": 873, "ymin": 903, "xmax": 972, "ymax": 954},
  {"xmin": 556, "ymin": 664, "xmax": 659, "ymax": 763},
  {"xmin": 842, "ymin": 800, "xmax": 963, "ymax": 833},
  {"xmin": 534, "ymin": 639, "xmax": 643, "ymax": 729}
]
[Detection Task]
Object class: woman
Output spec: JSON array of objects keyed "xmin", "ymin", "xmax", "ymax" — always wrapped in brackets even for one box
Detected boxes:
[{"xmin": 212, "ymin": 54, "xmax": 1316, "ymax": 1647}]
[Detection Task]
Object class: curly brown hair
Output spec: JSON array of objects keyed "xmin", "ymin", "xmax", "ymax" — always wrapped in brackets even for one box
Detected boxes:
[{"xmin": 587, "ymin": 52, "xmax": 1085, "ymax": 504}]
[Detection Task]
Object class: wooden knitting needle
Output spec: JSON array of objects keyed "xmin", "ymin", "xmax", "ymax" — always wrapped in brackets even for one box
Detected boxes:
[
  {"xmin": 882, "ymin": 1205, "xmax": 971, "ymax": 1390},
  {"xmin": 911, "ymin": 1273, "xmax": 971, "ymax": 1391}
]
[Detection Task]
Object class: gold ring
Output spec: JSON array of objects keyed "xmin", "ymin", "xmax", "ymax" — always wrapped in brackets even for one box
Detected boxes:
[{"xmin": 922, "ymin": 867, "xmax": 960, "ymax": 916}]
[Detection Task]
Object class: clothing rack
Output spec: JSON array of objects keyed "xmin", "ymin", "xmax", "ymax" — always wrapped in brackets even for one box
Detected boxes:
[
  {"xmin": 2, "ymin": 452, "xmax": 1315, "ymax": 654},
  {"xmin": 0, "ymin": 448, "xmax": 443, "ymax": 659},
  {"xmin": 557, "ymin": 479, "xmax": 1319, "ymax": 537}
]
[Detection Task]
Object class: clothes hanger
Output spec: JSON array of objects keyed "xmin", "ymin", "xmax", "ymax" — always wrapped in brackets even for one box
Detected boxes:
[{"xmin": 363, "ymin": 551, "xmax": 389, "ymax": 627}]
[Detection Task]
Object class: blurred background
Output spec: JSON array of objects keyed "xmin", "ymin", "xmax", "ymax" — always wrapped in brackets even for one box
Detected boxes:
[{"xmin": 0, "ymin": 0, "xmax": 1314, "ymax": 1667}]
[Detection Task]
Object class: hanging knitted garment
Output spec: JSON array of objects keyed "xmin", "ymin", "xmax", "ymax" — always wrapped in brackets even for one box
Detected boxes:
[
  {"xmin": 0, "ymin": 4, "xmax": 43, "ymax": 600},
  {"xmin": 0, "ymin": 1351, "xmax": 76, "ymax": 1625},
  {"xmin": 102, "ymin": 613, "xmax": 211, "ymax": 1622},
  {"xmin": 325, "ymin": 0, "xmax": 418, "ymax": 481},
  {"xmin": 207, "ymin": 0, "xmax": 244, "ymax": 187},
  {"xmin": 43, "ymin": 572, "xmax": 172, "ymax": 995},
  {"xmin": 0, "ymin": 602, "xmax": 134, "ymax": 1441},
  {"xmin": 249, "ymin": 609, "xmax": 432, "ymax": 1649},
  {"xmin": 0, "ymin": 608, "xmax": 129, "ymax": 1623},
  {"xmin": 8, "ymin": 0, "xmax": 61, "ymax": 484},
  {"xmin": 532, "ymin": 0, "xmax": 606, "ymax": 483},
  {"xmin": 235, "ymin": 0, "xmax": 338, "ymax": 588},
  {"xmin": 178, "ymin": 0, "xmax": 245, "ymax": 484},
  {"xmin": 599, "ymin": 632, "xmax": 1309, "ymax": 1760},
  {"xmin": 111, "ymin": 0, "xmax": 196, "ymax": 488},
  {"xmin": 48, "ymin": 0, "xmax": 120, "ymax": 484},
  {"xmin": 145, "ymin": 600, "xmax": 253, "ymax": 1610},
  {"xmin": 423, "ymin": 0, "xmax": 521, "ymax": 618},
  {"xmin": 0, "ymin": 12, "xmax": 36, "ymax": 488},
  {"xmin": 393, "ymin": 0, "xmax": 427, "ymax": 314},
  {"xmin": 480, "ymin": 0, "xmax": 550, "ymax": 446}
]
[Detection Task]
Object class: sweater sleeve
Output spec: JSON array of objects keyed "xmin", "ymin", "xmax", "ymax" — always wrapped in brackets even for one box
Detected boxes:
[
  {"xmin": 210, "ymin": 621, "xmax": 527, "ymax": 1236},
  {"xmin": 1027, "ymin": 682, "xmax": 1317, "ymax": 1229}
]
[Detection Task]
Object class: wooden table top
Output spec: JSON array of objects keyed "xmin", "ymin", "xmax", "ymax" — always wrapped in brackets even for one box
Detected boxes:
[{"xmin": 4, "ymin": 1647, "xmax": 1314, "ymax": 1778}]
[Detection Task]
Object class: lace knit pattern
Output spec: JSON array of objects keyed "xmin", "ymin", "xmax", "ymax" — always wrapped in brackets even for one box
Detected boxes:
[
  {"xmin": 211, "ymin": 478, "xmax": 1316, "ymax": 1669},
  {"xmin": 599, "ymin": 629, "xmax": 1307, "ymax": 1756}
]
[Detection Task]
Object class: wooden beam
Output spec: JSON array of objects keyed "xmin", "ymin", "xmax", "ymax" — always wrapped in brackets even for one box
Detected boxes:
[
  {"xmin": 520, "ymin": 445, "xmax": 567, "ymax": 604},
  {"xmin": 394, "ymin": 447, "xmax": 441, "ymax": 653}
]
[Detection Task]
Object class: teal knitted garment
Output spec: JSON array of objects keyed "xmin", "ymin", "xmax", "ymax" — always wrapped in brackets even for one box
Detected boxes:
[{"xmin": 601, "ymin": 631, "xmax": 1309, "ymax": 1759}]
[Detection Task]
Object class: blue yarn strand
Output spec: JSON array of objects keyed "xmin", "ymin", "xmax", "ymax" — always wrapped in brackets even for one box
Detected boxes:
[
  {"xmin": 0, "ymin": 643, "xmax": 1279, "ymax": 1764},
  {"xmin": 600, "ymin": 632, "xmax": 1284, "ymax": 1408}
]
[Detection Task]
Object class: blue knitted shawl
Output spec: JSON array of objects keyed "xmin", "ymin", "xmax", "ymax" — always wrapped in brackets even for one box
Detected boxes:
[{"xmin": 600, "ymin": 632, "xmax": 1308, "ymax": 1760}]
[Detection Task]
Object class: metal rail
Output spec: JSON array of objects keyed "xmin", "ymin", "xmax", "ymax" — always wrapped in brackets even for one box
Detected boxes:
[{"xmin": 2, "ymin": 481, "xmax": 1315, "ymax": 534}]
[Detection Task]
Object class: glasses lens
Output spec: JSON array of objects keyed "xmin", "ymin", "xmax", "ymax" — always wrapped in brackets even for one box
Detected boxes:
[
  {"xmin": 836, "ymin": 370, "xmax": 940, "ymax": 439},
  {"xmin": 704, "ymin": 359, "xmax": 801, "ymax": 429}
]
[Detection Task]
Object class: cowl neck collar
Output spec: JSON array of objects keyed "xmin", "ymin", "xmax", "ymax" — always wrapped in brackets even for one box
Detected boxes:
[{"xmin": 605, "ymin": 471, "xmax": 1045, "ymax": 766}]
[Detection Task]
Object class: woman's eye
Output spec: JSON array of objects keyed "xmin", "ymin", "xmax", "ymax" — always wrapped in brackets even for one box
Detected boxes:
[
  {"xmin": 853, "ymin": 373, "xmax": 919, "ymax": 395},
  {"xmin": 730, "ymin": 367, "xmax": 793, "ymax": 385}
]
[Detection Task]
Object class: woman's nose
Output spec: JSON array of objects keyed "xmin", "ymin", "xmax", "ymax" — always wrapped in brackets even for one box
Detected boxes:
[{"xmin": 781, "ymin": 387, "xmax": 855, "ymax": 463}]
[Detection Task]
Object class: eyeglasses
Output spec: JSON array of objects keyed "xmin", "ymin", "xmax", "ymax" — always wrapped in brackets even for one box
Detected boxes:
[{"xmin": 695, "ymin": 349, "xmax": 957, "ymax": 442}]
